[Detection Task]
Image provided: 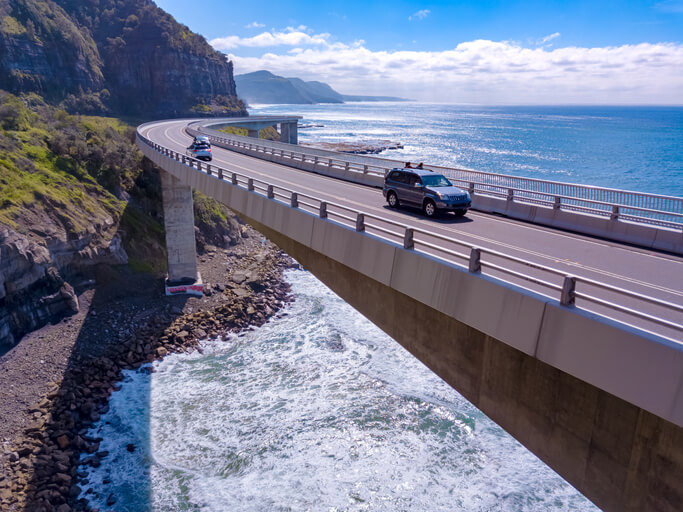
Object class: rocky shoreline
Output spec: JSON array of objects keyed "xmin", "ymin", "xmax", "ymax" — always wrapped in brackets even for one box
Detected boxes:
[
  {"xmin": 301, "ymin": 139, "xmax": 404, "ymax": 155},
  {"xmin": 0, "ymin": 229, "xmax": 297, "ymax": 511}
]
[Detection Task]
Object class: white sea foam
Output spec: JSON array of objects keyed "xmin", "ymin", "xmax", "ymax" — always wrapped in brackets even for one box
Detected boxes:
[{"xmin": 80, "ymin": 270, "xmax": 597, "ymax": 511}]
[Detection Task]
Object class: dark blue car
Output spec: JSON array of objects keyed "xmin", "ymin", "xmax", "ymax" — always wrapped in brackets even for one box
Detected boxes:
[{"xmin": 383, "ymin": 167, "xmax": 471, "ymax": 217}]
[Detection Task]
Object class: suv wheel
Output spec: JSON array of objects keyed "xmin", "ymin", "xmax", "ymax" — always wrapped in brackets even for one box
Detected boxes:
[
  {"xmin": 423, "ymin": 199, "xmax": 437, "ymax": 217},
  {"xmin": 387, "ymin": 191, "xmax": 399, "ymax": 208}
]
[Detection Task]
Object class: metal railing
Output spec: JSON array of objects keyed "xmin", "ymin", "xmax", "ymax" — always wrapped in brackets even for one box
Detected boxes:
[
  {"xmin": 138, "ymin": 130, "xmax": 683, "ymax": 341},
  {"xmin": 188, "ymin": 123, "xmax": 683, "ymax": 231}
]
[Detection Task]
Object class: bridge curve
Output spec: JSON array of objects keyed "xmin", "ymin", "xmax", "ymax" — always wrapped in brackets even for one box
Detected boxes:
[
  {"xmin": 138, "ymin": 118, "xmax": 683, "ymax": 511},
  {"xmin": 207, "ymin": 115, "xmax": 302, "ymax": 143}
]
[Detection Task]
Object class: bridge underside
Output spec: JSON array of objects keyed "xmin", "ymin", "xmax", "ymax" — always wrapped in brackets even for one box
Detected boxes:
[{"xmin": 241, "ymin": 212, "xmax": 682, "ymax": 512}]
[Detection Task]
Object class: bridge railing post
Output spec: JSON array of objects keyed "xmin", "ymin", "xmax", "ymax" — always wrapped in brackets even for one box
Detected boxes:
[
  {"xmin": 218, "ymin": 168, "xmax": 223, "ymax": 180},
  {"xmin": 291, "ymin": 192, "xmax": 298, "ymax": 208},
  {"xmin": 610, "ymin": 205, "xmax": 619, "ymax": 221},
  {"xmin": 403, "ymin": 228, "xmax": 414, "ymax": 249},
  {"xmin": 468, "ymin": 182, "xmax": 475, "ymax": 194},
  {"xmin": 553, "ymin": 196, "xmax": 561, "ymax": 210},
  {"xmin": 507, "ymin": 188, "xmax": 514, "ymax": 201},
  {"xmin": 319, "ymin": 202, "xmax": 328, "ymax": 218},
  {"xmin": 561, "ymin": 276, "xmax": 577, "ymax": 306},
  {"xmin": 345, "ymin": 162, "xmax": 350, "ymax": 172},
  {"xmin": 267, "ymin": 185, "xmax": 274, "ymax": 199},
  {"xmin": 314, "ymin": 156, "xmax": 319, "ymax": 166},
  {"xmin": 363, "ymin": 165, "xmax": 368, "ymax": 174},
  {"xmin": 232, "ymin": 173, "xmax": 238, "ymax": 185},
  {"xmin": 328, "ymin": 158, "xmax": 333, "ymax": 167},
  {"xmin": 248, "ymin": 178, "xmax": 254, "ymax": 191},
  {"xmin": 355, "ymin": 213, "xmax": 365, "ymax": 232},
  {"xmin": 468, "ymin": 247, "xmax": 481, "ymax": 273},
  {"xmin": 206, "ymin": 164, "xmax": 211, "ymax": 176}
]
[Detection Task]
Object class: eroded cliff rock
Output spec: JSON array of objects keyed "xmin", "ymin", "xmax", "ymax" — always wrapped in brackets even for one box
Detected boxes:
[{"xmin": 0, "ymin": 0, "xmax": 245, "ymax": 116}]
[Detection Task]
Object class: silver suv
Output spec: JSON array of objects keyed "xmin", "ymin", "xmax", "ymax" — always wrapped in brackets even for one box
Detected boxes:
[
  {"xmin": 186, "ymin": 137, "xmax": 212, "ymax": 161},
  {"xmin": 383, "ymin": 167, "xmax": 471, "ymax": 217}
]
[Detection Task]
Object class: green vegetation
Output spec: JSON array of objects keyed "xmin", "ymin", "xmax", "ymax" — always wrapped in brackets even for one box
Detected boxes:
[
  {"xmin": 219, "ymin": 125, "xmax": 281, "ymax": 141},
  {"xmin": 0, "ymin": 91, "xmax": 166, "ymax": 270},
  {"xmin": 1, "ymin": 16, "xmax": 27, "ymax": 36}
]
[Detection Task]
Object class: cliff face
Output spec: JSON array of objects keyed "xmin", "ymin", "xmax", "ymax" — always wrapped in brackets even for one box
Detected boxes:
[
  {"xmin": 0, "ymin": 0, "xmax": 245, "ymax": 116},
  {"xmin": 0, "ymin": 0, "xmax": 103, "ymax": 102},
  {"xmin": 0, "ymin": 93, "xmax": 243, "ymax": 349}
]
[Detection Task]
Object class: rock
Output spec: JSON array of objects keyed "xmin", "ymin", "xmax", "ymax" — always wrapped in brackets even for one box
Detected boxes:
[
  {"xmin": 17, "ymin": 446, "xmax": 33, "ymax": 457},
  {"xmin": 107, "ymin": 493, "xmax": 117, "ymax": 506},
  {"xmin": 56, "ymin": 435, "xmax": 70, "ymax": 449},
  {"xmin": 58, "ymin": 502, "xmax": 72, "ymax": 511},
  {"xmin": 155, "ymin": 347, "xmax": 168, "ymax": 357},
  {"xmin": 233, "ymin": 288, "xmax": 249, "ymax": 298},
  {"xmin": 55, "ymin": 473, "xmax": 72, "ymax": 485},
  {"xmin": 8, "ymin": 452, "xmax": 19, "ymax": 462},
  {"xmin": 231, "ymin": 272, "xmax": 247, "ymax": 284},
  {"xmin": 126, "ymin": 443, "xmax": 136, "ymax": 453}
]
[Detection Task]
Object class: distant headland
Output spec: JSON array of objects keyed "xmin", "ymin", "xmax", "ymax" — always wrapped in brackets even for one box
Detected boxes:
[{"xmin": 235, "ymin": 70, "xmax": 409, "ymax": 105}]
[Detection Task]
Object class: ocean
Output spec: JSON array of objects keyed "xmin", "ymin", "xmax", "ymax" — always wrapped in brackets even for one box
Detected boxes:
[
  {"xmin": 252, "ymin": 103, "xmax": 683, "ymax": 197},
  {"xmin": 79, "ymin": 104, "xmax": 682, "ymax": 510}
]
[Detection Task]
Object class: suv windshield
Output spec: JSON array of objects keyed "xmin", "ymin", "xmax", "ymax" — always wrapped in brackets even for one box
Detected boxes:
[{"xmin": 421, "ymin": 174, "xmax": 452, "ymax": 187}]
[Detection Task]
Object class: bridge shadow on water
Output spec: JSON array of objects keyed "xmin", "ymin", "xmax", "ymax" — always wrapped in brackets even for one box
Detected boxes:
[{"xmin": 21, "ymin": 230, "xmax": 191, "ymax": 510}]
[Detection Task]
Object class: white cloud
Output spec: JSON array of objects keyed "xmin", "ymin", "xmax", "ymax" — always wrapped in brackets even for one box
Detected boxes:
[
  {"xmin": 409, "ymin": 9, "xmax": 431, "ymax": 21},
  {"xmin": 226, "ymin": 39, "xmax": 683, "ymax": 104},
  {"xmin": 211, "ymin": 28, "xmax": 346, "ymax": 50},
  {"xmin": 540, "ymin": 32, "xmax": 560, "ymax": 45},
  {"xmin": 245, "ymin": 21, "xmax": 265, "ymax": 29}
]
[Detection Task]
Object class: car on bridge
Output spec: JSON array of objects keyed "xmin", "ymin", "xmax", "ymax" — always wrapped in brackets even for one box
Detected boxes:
[
  {"xmin": 383, "ymin": 167, "xmax": 471, "ymax": 217},
  {"xmin": 186, "ymin": 138, "xmax": 212, "ymax": 161}
]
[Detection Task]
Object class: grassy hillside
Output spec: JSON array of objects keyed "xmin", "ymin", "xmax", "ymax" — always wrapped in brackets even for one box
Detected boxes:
[{"xmin": 0, "ymin": 91, "xmax": 240, "ymax": 276}]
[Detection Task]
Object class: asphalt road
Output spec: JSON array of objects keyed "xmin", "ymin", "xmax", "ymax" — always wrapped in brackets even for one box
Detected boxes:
[{"xmin": 141, "ymin": 120, "xmax": 683, "ymax": 342}]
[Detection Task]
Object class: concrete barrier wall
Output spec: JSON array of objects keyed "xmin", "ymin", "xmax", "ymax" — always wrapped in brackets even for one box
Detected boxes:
[
  {"xmin": 141, "ymin": 139, "xmax": 683, "ymax": 511},
  {"xmin": 198, "ymin": 126, "xmax": 683, "ymax": 255}
]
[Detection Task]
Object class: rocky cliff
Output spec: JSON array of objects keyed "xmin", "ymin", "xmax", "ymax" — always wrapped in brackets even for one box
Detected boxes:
[
  {"xmin": 0, "ymin": 93, "xmax": 241, "ymax": 349},
  {"xmin": 0, "ymin": 0, "xmax": 245, "ymax": 116}
]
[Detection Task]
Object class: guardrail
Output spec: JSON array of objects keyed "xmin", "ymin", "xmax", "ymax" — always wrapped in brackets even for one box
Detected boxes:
[
  {"xmin": 138, "ymin": 130, "xmax": 683, "ymax": 341},
  {"xmin": 188, "ymin": 122, "xmax": 683, "ymax": 232}
]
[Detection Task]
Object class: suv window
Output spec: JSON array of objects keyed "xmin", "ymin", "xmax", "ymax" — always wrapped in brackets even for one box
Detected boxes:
[
  {"xmin": 407, "ymin": 174, "xmax": 421, "ymax": 186},
  {"xmin": 389, "ymin": 171, "xmax": 407, "ymax": 183}
]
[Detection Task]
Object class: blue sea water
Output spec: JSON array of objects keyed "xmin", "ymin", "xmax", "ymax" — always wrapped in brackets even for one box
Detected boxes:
[
  {"xmin": 251, "ymin": 103, "xmax": 683, "ymax": 197},
  {"xmin": 79, "ymin": 104, "xmax": 682, "ymax": 511},
  {"xmin": 80, "ymin": 271, "xmax": 597, "ymax": 511}
]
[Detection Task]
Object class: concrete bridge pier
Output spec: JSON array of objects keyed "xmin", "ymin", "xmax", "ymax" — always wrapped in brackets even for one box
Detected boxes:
[
  {"xmin": 160, "ymin": 170, "xmax": 202, "ymax": 295},
  {"xmin": 280, "ymin": 122, "xmax": 298, "ymax": 144},
  {"xmin": 247, "ymin": 128, "xmax": 259, "ymax": 138}
]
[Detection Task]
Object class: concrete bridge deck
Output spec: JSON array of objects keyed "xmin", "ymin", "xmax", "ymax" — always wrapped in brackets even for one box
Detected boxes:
[{"xmin": 138, "ymin": 119, "xmax": 683, "ymax": 511}]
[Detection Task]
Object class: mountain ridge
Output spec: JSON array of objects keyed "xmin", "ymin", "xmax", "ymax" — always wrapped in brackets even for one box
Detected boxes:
[{"xmin": 236, "ymin": 70, "xmax": 408, "ymax": 105}]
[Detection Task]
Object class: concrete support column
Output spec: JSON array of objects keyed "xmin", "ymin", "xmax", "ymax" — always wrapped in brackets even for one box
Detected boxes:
[
  {"xmin": 160, "ymin": 170, "xmax": 198, "ymax": 282},
  {"xmin": 286, "ymin": 122, "xmax": 298, "ymax": 144},
  {"xmin": 247, "ymin": 128, "xmax": 259, "ymax": 138},
  {"xmin": 280, "ymin": 122, "xmax": 290, "ymax": 144}
]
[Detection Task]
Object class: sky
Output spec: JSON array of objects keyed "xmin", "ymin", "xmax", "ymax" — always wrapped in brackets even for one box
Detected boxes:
[{"xmin": 154, "ymin": 0, "xmax": 683, "ymax": 104}]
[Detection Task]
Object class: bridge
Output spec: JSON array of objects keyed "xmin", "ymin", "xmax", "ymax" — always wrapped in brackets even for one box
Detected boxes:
[
  {"xmin": 207, "ymin": 114, "xmax": 302, "ymax": 143},
  {"xmin": 137, "ymin": 118, "xmax": 683, "ymax": 512}
]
